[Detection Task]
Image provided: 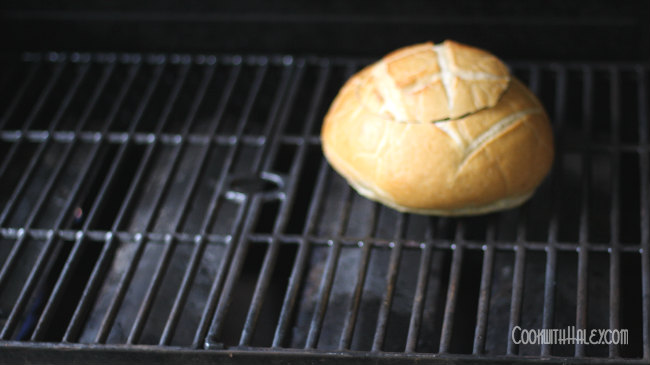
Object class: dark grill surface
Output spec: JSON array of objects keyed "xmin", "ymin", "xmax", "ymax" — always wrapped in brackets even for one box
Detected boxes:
[{"xmin": 0, "ymin": 52, "xmax": 649, "ymax": 364}]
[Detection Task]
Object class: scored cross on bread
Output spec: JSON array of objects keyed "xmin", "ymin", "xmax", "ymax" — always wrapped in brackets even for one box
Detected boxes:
[
  {"xmin": 364, "ymin": 40, "xmax": 511, "ymax": 122},
  {"xmin": 321, "ymin": 40, "xmax": 554, "ymax": 216}
]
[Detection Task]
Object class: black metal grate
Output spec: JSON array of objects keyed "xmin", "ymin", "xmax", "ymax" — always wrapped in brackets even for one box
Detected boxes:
[{"xmin": 0, "ymin": 52, "xmax": 648, "ymax": 364}]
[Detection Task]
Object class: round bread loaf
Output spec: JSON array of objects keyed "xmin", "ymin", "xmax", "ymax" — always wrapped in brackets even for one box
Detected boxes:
[{"xmin": 321, "ymin": 40, "xmax": 554, "ymax": 216}]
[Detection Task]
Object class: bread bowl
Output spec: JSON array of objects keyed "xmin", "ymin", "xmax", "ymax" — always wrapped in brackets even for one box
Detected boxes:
[{"xmin": 321, "ymin": 40, "xmax": 554, "ymax": 216}]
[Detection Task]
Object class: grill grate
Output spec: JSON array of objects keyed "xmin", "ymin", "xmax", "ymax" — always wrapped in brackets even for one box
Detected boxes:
[{"xmin": 0, "ymin": 52, "xmax": 648, "ymax": 364}]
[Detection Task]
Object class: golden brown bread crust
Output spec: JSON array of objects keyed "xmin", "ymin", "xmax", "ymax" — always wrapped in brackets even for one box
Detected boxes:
[
  {"xmin": 321, "ymin": 40, "xmax": 554, "ymax": 216},
  {"xmin": 363, "ymin": 40, "xmax": 511, "ymax": 122}
]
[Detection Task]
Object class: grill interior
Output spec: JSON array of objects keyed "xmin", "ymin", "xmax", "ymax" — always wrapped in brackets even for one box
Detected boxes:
[{"xmin": 0, "ymin": 50, "xmax": 648, "ymax": 363}]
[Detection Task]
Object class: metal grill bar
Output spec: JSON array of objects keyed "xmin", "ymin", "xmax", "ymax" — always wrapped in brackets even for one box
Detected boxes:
[
  {"xmin": 516, "ymin": 205, "xmax": 529, "ymax": 245},
  {"xmin": 575, "ymin": 247, "xmax": 588, "ymax": 356},
  {"xmin": 472, "ymin": 217, "xmax": 496, "ymax": 355},
  {"xmin": 0, "ymin": 63, "xmax": 40, "ymax": 179},
  {"xmin": 506, "ymin": 246, "xmax": 526, "ymax": 355},
  {"xmin": 302, "ymin": 111, "xmax": 360, "ymax": 347},
  {"xmin": 272, "ymin": 159, "xmax": 330, "ymax": 347},
  {"xmin": 0, "ymin": 140, "xmax": 93, "ymax": 340},
  {"xmin": 439, "ymin": 246, "xmax": 463, "ymax": 354},
  {"xmin": 248, "ymin": 64, "xmax": 352, "ymax": 346},
  {"xmin": 32, "ymin": 61, "xmax": 163, "ymax": 341},
  {"xmin": 405, "ymin": 241, "xmax": 433, "ymax": 353},
  {"xmin": 197, "ymin": 200, "xmax": 249, "ymax": 349},
  {"xmin": 0, "ymin": 62, "xmax": 68, "ymax": 226},
  {"xmin": 203, "ymin": 63, "xmax": 297, "ymax": 345},
  {"xmin": 305, "ymin": 238, "xmax": 343, "ymax": 349},
  {"xmin": 13, "ymin": 62, "xmax": 66, "ymax": 129},
  {"xmin": 94, "ymin": 62, "xmax": 192, "ymax": 343},
  {"xmin": 0, "ymin": 150, "xmax": 76, "ymax": 338},
  {"xmin": 454, "ymin": 219, "xmax": 465, "ymax": 244},
  {"xmin": 190, "ymin": 61, "xmax": 269, "ymax": 348},
  {"xmin": 0, "ymin": 62, "xmax": 40, "ymax": 131},
  {"xmin": 541, "ymin": 246, "xmax": 557, "ymax": 357},
  {"xmin": 513, "ymin": 66, "xmax": 539, "ymax": 244},
  {"xmin": 0, "ymin": 62, "xmax": 123, "ymax": 340},
  {"xmin": 336, "ymin": 157, "xmax": 381, "ymax": 351},
  {"xmin": 61, "ymin": 63, "xmax": 162, "ymax": 342},
  {"xmin": 575, "ymin": 67, "xmax": 593, "ymax": 358},
  {"xmin": 0, "ymin": 62, "xmax": 89, "ymax": 282},
  {"xmin": 372, "ymin": 213, "xmax": 406, "ymax": 352},
  {"xmin": 0, "ymin": 130, "xmax": 321, "ymax": 146},
  {"xmin": 0, "ymin": 62, "xmax": 94, "ymax": 291},
  {"xmin": 511, "ymin": 165, "xmax": 531, "ymax": 356},
  {"xmin": 637, "ymin": 67, "xmax": 650, "ymax": 360},
  {"xmin": 17, "ymin": 52, "xmax": 649, "ymax": 70},
  {"xmin": 27, "ymin": 145, "xmax": 104, "ymax": 341},
  {"xmin": 126, "ymin": 63, "xmax": 215, "ymax": 345},
  {"xmin": 608, "ymin": 67, "xmax": 621, "ymax": 358},
  {"xmin": 372, "ymin": 240, "xmax": 403, "ymax": 351},
  {"xmin": 541, "ymin": 66, "xmax": 567, "ymax": 357},
  {"xmin": 547, "ymin": 66, "xmax": 567, "ymax": 244},
  {"xmin": 183, "ymin": 62, "xmax": 260, "ymax": 349},
  {"xmin": 304, "ymin": 186, "xmax": 352, "ymax": 348},
  {"xmin": 29, "ymin": 69, "xmax": 143, "ymax": 341},
  {"xmin": 159, "ymin": 62, "xmax": 240, "ymax": 346},
  {"xmin": 2, "ymin": 130, "xmax": 647, "ymax": 152},
  {"xmin": 0, "ymin": 229, "xmax": 647, "ymax": 253},
  {"xmin": 241, "ymin": 62, "xmax": 327, "ymax": 346},
  {"xmin": 339, "ymin": 236, "xmax": 373, "ymax": 350}
]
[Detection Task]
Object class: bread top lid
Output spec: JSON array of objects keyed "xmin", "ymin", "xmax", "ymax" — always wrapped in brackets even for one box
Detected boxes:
[{"xmin": 358, "ymin": 40, "xmax": 511, "ymax": 122}]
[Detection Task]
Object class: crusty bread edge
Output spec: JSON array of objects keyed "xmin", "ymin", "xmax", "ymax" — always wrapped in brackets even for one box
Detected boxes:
[{"xmin": 322, "ymin": 138, "xmax": 536, "ymax": 216}]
